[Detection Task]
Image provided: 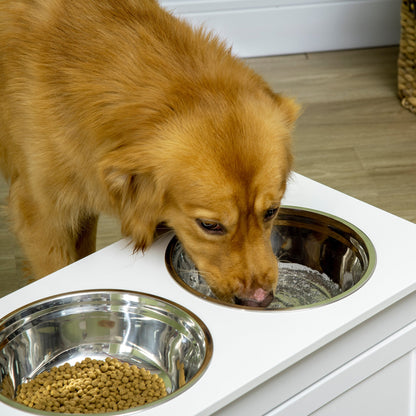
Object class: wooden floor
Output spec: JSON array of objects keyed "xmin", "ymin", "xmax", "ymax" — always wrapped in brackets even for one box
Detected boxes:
[{"xmin": 1, "ymin": 46, "xmax": 415, "ymax": 298}]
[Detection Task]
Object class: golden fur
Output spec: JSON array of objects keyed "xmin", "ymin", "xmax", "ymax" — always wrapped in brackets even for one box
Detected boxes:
[{"xmin": 0, "ymin": 0, "xmax": 299, "ymax": 306}]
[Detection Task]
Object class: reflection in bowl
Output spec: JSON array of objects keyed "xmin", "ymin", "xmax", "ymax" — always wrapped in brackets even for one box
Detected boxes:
[
  {"xmin": 166, "ymin": 207, "xmax": 376, "ymax": 310},
  {"xmin": 0, "ymin": 290, "xmax": 213, "ymax": 413}
]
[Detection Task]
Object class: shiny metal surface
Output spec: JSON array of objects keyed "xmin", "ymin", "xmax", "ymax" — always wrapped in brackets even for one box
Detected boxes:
[
  {"xmin": 0, "ymin": 290, "xmax": 213, "ymax": 414},
  {"xmin": 166, "ymin": 206, "xmax": 377, "ymax": 310}
]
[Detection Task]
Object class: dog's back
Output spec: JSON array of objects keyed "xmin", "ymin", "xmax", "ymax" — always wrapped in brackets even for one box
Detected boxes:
[{"xmin": 0, "ymin": 0, "xmax": 258, "ymax": 185}]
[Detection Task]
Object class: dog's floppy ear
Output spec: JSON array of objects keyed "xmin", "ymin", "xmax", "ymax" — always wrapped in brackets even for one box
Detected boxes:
[
  {"xmin": 99, "ymin": 150, "xmax": 165, "ymax": 251},
  {"xmin": 273, "ymin": 93, "xmax": 301, "ymax": 127}
]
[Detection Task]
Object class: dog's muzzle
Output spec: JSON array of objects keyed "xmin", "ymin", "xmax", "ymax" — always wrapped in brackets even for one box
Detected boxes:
[{"xmin": 234, "ymin": 289, "xmax": 274, "ymax": 308}]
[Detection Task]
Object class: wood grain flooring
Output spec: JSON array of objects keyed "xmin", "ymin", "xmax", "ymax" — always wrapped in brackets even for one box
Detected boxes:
[{"xmin": 1, "ymin": 46, "xmax": 415, "ymax": 298}]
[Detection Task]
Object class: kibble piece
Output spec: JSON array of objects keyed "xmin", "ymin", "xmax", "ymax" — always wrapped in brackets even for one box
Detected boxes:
[{"xmin": 15, "ymin": 358, "xmax": 167, "ymax": 414}]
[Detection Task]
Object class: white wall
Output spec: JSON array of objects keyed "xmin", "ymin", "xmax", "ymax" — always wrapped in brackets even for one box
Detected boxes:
[{"xmin": 159, "ymin": 0, "xmax": 402, "ymax": 57}]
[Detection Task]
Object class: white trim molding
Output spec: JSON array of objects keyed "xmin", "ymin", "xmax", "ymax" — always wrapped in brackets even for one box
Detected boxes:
[{"xmin": 160, "ymin": 0, "xmax": 401, "ymax": 57}]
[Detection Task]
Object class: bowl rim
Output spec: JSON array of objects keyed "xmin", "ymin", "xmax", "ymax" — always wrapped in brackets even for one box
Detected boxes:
[
  {"xmin": 0, "ymin": 289, "xmax": 214, "ymax": 415},
  {"xmin": 165, "ymin": 205, "xmax": 377, "ymax": 312}
]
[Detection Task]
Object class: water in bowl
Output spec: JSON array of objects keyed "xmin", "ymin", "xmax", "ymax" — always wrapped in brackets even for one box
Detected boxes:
[
  {"xmin": 271, "ymin": 263, "xmax": 342, "ymax": 308},
  {"xmin": 172, "ymin": 246, "xmax": 342, "ymax": 309}
]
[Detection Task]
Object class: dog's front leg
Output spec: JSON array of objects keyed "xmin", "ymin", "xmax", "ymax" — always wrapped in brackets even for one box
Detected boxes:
[{"xmin": 8, "ymin": 178, "xmax": 97, "ymax": 279}]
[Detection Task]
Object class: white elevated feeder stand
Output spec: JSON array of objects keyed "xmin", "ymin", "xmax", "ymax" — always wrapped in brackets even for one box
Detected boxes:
[{"xmin": 0, "ymin": 173, "xmax": 415, "ymax": 416}]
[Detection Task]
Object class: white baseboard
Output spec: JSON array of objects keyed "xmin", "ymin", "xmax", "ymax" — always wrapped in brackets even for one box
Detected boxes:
[{"xmin": 160, "ymin": 0, "xmax": 401, "ymax": 57}]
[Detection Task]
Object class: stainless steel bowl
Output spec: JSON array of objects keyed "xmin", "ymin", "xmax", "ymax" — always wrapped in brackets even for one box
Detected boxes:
[
  {"xmin": 166, "ymin": 206, "xmax": 376, "ymax": 310},
  {"xmin": 0, "ymin": 290, "xmax": 213, "ymax": 414}
]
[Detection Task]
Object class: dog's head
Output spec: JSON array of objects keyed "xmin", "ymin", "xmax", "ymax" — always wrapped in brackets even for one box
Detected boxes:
[{"xmin": 101, "ymin": 89, "xmax": 299, "ymax": 307}]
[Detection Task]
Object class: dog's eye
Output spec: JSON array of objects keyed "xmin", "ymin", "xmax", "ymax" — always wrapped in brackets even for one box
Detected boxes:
[
  {"xmin": 196, "ymin": 219, "xmax": 225, "ymax": 235},
  {"xmin": 264, "ymin": 208, "xmax": 278, "ymax": 222}
]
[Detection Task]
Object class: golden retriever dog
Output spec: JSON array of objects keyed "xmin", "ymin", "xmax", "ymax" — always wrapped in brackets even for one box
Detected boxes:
[{"xmin": 0, "ymin": 0, "xmax": 299, "ymax": 307}]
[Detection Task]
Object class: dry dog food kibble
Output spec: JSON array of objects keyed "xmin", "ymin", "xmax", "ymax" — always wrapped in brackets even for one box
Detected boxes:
[{"xmin": 15, "ymin": 357, "xmax": 167, "ymax": 413}]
